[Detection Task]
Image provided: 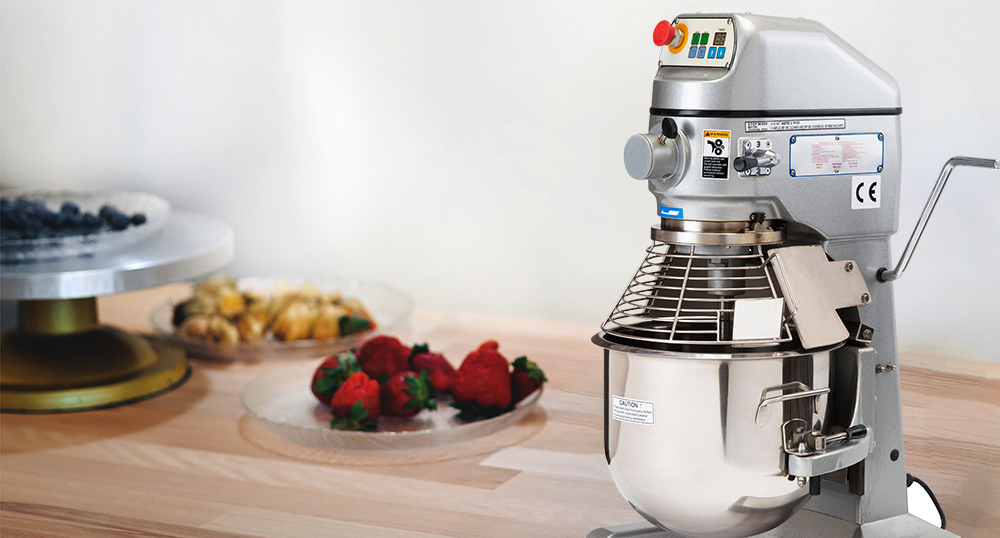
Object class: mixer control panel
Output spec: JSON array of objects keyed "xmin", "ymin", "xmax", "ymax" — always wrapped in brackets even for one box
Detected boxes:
[{"xmin": 658, "ymin": 17, "xmax": 735, "ymax": 69}]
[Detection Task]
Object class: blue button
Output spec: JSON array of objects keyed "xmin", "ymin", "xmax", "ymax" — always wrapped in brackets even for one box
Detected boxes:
[
  {"xmin": 717, "ymin": 47, "xmax": 726, "ymax": 59},
  {"xmin": 697, "ymin": 46, "xmax": 706, "ymax": 58},
  {"xmin": 707, "ymin": 47, "xmax": 717, "ymax": 59},
  {"xmin": 688, "ymin": 46, "xmax": 698, "ymax": 58}
]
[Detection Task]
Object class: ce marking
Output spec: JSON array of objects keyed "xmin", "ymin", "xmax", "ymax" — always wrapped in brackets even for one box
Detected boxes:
[
  {"xmin": 856, "ymin": 181, "xmax": 877, "ymax": 203},
  {"xmin": 851, "ymin": 176, "xmax": 881, "ymax": 210}
]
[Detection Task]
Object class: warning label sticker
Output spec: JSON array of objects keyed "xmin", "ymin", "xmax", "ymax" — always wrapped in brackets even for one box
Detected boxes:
[
  {"xmin": 612, "ymin": 395, "xmax": 654, "ymax": 425},
  {"xmin": 702, "ymin": 130, "xmax": 730, "ymax": 179}
]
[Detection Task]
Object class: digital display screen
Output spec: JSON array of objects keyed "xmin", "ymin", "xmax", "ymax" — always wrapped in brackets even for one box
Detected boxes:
[{"xmin": 714, "ymin": 32, "xmax": 727, "ymax": 46}]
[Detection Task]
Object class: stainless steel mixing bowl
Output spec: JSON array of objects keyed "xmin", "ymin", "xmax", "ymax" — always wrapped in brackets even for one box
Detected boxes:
[{"xmin": 600, "ymin": 337, "xmax": 835, "ymax": 538}]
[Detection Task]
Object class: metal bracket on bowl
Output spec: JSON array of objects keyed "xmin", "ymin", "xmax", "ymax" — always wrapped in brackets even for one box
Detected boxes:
[
  {"xmin": 755, "ymin": 381, "xmax": 830, "ymax": 426},
  {"xmin": 782, "ymin": 420, "xmax": 873, "ymax": 478}
]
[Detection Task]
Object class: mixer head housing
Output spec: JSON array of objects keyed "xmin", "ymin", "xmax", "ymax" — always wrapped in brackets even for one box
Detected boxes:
[{"xmin": 630, "ymin": 13, "xmax": 901, "ymax": 241}]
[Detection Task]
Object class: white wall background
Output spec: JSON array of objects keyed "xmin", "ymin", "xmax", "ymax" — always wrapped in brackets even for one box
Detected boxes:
[{"xmin": 2, "ymin": 0, "xmax": 998, "ymax": 362}]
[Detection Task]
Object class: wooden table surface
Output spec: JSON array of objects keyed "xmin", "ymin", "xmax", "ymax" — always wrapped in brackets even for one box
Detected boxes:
[{"xmin": 1, "ymin": 285, "xmax": 998, "ymax": 538}]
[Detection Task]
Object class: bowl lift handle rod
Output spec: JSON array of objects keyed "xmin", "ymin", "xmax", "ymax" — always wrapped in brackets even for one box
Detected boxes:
[{"xmin": 877, "ymin": 156, "xmax": 999, "ymax": 282}]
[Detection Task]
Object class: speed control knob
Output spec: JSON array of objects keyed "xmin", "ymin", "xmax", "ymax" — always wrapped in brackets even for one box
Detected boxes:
[
  {"xmin": 733, "ymin": 156, "xmax": 759, "ymax": 172},
  {"xmin": 734, "ymin": 149, "xmax": 780, "ymax": 173}
]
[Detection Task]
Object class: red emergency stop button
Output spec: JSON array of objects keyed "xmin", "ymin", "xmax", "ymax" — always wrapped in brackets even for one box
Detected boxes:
[{"xmin": 653, "ymin": 21, "xmax": 675, "ymax": 46}]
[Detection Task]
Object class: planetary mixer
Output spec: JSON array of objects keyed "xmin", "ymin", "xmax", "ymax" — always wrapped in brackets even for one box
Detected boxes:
[{"xmin": 589, "ymin": 13, "xmax": 997, "ymax": 538}]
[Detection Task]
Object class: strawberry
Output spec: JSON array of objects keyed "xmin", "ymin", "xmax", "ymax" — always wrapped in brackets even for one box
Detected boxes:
[
  {"xmin": 311, "ymin": 352, "xmax": 361, "ymax": 404},
  {"xmin": 450, "ymin": 342, "xmax": 511, "ymax": 420},
  {"xmin": 510, "ymin": 356, "xmax": 546, "ymax": 404},
  {"xmin": 411, "ymin": 351, "xmax": 457, "ymax": 394},
  {"xmin": 338, "ymin": 311, "xmax": 375, "ymax": 336},
  {"xmin": 409, "ymin": 342, "xmax": 430, "ymax": 357},
  {"xmin": 381, "ymin": 370, "xmax": 438, "ymax": 417},
  {"xmin": 357, "ymin": 335, "xmax": 411, "ymax": 383},
  {"xmin": 478, "ymin": 340, "xmax": 500, "ymax": 351},
  {"xmin": 330, "ymin": 372, "xmax": 381, "ymax": 430}
]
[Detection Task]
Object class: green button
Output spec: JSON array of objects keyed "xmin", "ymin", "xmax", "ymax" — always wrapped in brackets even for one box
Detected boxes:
[
  {"xmin": 690, "ymin": 32, "xmax": 700, "ymax": 45},
  {"xmin": 700, "ymin": 33, "xmax": 710, "ymax": 45}
]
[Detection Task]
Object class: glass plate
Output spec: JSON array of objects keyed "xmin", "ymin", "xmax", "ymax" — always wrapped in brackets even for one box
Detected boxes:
[
  {"xmin": 241, "ymin": 361, "xmax": 542, "ymax": 451},
  {"xmin": 149, "ymin": 276, "xmax": 413, "ymax": 361},
  {"xmin": 0, "ymin": 189, "xmax": 171, "ymax": 263}
]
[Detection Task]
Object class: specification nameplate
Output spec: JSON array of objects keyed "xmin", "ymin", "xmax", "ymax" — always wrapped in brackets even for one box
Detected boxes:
[
  {"xmin": 612, "ymin": 395, "xmax": 655, "ymax": 425},
  {"xmin": 788, "ymin": 133, "xmax": 883, "ymax": 177}
]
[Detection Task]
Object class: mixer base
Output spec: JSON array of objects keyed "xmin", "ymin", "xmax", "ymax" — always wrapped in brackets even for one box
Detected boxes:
[{"xmin": 588, "ymin": 509, "xmax": 957, "ymax": 538}]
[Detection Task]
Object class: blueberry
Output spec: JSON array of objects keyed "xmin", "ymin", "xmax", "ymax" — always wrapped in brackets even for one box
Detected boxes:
[
  {"xmin": 81, "ymin": 212, "xmax": 102, "ymax": 229},
  {"xmin": 14, "ymin": 210, "xmax": 32, "ymax": 229},
  {"xmin": 99, "ymin": 204, "xmax": 117, "ymax": 222},
  {"xmin": 68, "ymin": 213, "xmax": 84, "ymax": 228},
  {"xmin": 42, "ymin": 210, "xmax": 62, "ymax": 227},
  {"xmin": 108, "ymin": 212, "xmax": 131, "ymax": 231},
  {"xmin": 131, "ymin": 213, "xmax": 147, "ymax": 226},
  {"xmin": 0, "ymin": 208, "xmax": 16, "ymax": 228},
  {"xmin": 60, "ymin": 201, "xmax": 81, "ymax": 216},
  {"xmin": 81, "ymin": 215, "xmax": 102, "ymax": 235}
]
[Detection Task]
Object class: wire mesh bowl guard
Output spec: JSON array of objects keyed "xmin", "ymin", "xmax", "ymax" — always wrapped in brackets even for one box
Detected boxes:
[{"xmin": 602, "ymin": 239, "xmax": 797, "ymax": 351}]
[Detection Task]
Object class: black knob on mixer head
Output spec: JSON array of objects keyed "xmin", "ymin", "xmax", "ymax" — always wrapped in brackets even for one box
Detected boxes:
[{"xmin": 660, "ymin": 117, "xmax": 678, "ymax": 139}]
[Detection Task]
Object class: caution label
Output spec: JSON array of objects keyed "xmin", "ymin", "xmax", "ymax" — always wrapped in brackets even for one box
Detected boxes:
[
  {"xmin": 612, "ymin": 395, "xmax": 654, "ymax": 425},
  {"xmin": 702, "ymin": 130, "xmax": 730, "ymax": 179}
]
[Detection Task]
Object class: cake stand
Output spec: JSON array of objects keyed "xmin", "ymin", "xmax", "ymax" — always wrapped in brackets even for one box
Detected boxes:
[{"xmin": 0, "ymin": 211, "xmax": 234, "ymax": 413}]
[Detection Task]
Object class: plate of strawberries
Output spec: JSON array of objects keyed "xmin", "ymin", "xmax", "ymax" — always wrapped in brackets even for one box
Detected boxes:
[{"xmin": 240, "ymin": 336, "xmax": 546, "ymax": 450}]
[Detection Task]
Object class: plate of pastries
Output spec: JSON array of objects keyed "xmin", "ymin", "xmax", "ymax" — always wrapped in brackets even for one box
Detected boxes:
[{"xmin": 151, "ymin": 274, "xmax": 413, "ymax": 361}]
